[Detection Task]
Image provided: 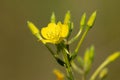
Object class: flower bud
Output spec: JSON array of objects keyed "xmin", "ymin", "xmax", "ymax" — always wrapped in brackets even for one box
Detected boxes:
[
  {"xmin": 87, "ymin": 11, "xmax": 97, "ymax": 28},
  {"xmin": 80, "ymin": 13, "xmax": 86, "ymax": 28},
  {"xmin": 107, "ymin": 52, "xmax": 120, "ymax": 62},
  {"xmin": 84, "ymin": 45, "xmax": 95, "ymax": 74},
  {"xmin": 64, "ymin": 11, "xmax": 71, "ymax": 24},
  {"xmin": 27, "ymin": 21, "xmax": 39, "ymax": 35},
  {"xmin": 27, "ymin": 21, "xmax": 42, "ymax": 40},
  {"xmin": 51, "ymin": 12, "xmax": 56, "ymax": 23}
]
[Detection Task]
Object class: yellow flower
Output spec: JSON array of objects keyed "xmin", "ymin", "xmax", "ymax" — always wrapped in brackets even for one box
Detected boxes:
[
  {"xmin": 41, "ymin": 22, "xmax": 69, "ymax": 44},
  {"xmin": 54, "ymin": 69, "xmax": 64, "ymax": 80}
]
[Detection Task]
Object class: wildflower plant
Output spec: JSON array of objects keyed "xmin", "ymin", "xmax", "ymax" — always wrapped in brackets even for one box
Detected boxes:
[{"xmin": 27, "ymin": 11, "xmax": 120, "ymax": 80}]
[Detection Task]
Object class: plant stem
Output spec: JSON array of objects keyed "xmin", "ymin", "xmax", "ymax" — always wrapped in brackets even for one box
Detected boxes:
[
  {"xmin": 68, "ymin": 29, "xmax": 82, "ymax": 44},
  {"xmin": 90, "ymin": 60, "xmax": 109, "ymax": 80},
  {"xmin": 72, "ymin": 28, "xmax": 89, "ymax": 59},
  {"xmin": 63, "ymin": 48, "xmax": 74, "ymax": 80},
  {"xmin": 75, "ymin": 28, "xmax": 89, "ymax": 53},
  {"xmin": 71, "ymin": 62, "xmax": 83, "ymax": 74}
]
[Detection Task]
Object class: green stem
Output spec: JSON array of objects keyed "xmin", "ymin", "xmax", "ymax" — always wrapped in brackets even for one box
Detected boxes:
[
  {"xmin": 68, "ymin": 29, "xmax": 82, "ymax": 44},
  {"xmin": 71, "ymin": 62, "xmax": 83, "ymax": 74},
  {"xmin": 75, "ymin": 28, "xmax": 89, "ymax": 53},
  {"xmin": 90, "ymin": 60, "xmax": 109, "ymax": 80},
  {"xmin": 72, "ymin": 28, "xmax": 89, "ymax": 59},
  {"xmin": 63, "ymin": 48, "xmax": 74, "ymax": 80}
]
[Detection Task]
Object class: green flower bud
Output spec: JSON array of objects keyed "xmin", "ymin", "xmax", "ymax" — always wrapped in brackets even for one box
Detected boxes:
[
  {"xmin": 27, "ymin": 21, "xmax": 39, "ymax": 35},
  {"xmin": 107, "ymin": 52, "xmax": 120, "ymax": 62},
  {"xmin": 64, "ymin": 11, "xmax": 71, "ymax": 24},
  {"xmin": 84, "ymin": 45, "xmax": 95, "ymax": 74},
  {"xmin": 51, "ymin": 12, "xmax": 56, "ymax": 23},
  {"xmin": 27, "ymin": 21, "xmax": 42, "ymax": 40},
  {"xmin": 80, "ymin": 13, "xmax": 86, "ymax": 28},
  {"xmin": 87, "ymin": 11, "xmax": 97, "ymax": 28},
  {"xmin": 77, "ymin": 56, "xmax": 84, "ymax": 68}
]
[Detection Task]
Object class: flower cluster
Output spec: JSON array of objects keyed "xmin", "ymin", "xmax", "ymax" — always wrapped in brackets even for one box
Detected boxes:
[{"xmin": 27, "ymin": 11, "xmax": 120, "ymax": 80}]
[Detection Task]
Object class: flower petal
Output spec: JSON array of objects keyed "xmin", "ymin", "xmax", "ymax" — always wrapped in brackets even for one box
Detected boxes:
[{"xmin": 60, "ymin": 24, "xmax": 69, "ymax": 38}]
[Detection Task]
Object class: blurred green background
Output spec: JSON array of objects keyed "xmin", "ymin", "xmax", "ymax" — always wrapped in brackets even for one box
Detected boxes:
[{"xmin": 0, "ymin": 0, "xmax": 120, "ymax": 80}]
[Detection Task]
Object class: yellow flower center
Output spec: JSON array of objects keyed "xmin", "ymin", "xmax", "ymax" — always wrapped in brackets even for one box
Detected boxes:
[{"xmin": 41, "ymin": 22, "xmax": 69, "ymax": 44}]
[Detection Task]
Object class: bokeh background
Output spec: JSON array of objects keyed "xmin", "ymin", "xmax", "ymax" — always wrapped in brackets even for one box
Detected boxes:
[{"xmin": 0, "ymin": 0, "xmax": 120, "ymax": 80}]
